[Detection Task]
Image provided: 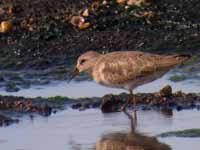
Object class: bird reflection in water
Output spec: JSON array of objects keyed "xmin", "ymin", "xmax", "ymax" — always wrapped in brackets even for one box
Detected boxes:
[{"xmin": 95, "ymin": 110, "xmax": 171, "ymax": 150}]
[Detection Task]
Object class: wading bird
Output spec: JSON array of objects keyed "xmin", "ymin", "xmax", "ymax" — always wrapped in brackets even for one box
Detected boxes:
[{"xmin": 68, "ymin": 51, "xmax": 191, "ymax": 118}]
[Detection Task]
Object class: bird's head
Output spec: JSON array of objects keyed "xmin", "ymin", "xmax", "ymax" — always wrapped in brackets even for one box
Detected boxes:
[{"xmin": 68, "ymin": 51, "xmax": 101, "ymax": 82}]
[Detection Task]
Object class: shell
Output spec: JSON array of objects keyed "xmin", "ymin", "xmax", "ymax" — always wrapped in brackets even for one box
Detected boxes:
[
  {"xmin": 70, "ymin": 16, "xmax": 85, "ymax": 27},
  {"xmin": 0, "ymin": 21, "xmax": 12, "ymax": 33},
  {"xmin": 78, "ymin": 22, "xmax": 91, "ymax": 30}
]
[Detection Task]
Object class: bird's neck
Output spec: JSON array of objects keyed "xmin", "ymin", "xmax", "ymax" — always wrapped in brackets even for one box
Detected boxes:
[{"xmin": 86, "ymin": 56, "xmax": 101, "ymax": 75}]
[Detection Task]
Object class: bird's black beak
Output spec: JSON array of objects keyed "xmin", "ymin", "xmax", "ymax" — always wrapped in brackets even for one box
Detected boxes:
[{"xmin": 67, "ymin": 67, "xmax": 79, "ymax": 83}]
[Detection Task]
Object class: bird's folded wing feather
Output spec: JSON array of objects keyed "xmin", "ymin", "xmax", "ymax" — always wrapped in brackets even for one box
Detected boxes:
[{"xmin": 98, "ymin": 52, "xmax": 175, "ymax": 85}]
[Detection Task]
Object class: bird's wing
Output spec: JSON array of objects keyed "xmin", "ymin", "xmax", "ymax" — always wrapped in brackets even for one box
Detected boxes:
[{"xmin": 95, "ymin": 51, "xmax": 175, "ymax": 85}]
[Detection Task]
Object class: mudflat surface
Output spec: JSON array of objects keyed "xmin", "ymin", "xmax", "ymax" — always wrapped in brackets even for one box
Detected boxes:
[{"xmin": 0, "ymin": 0, "xmax": 200, "ymax": 70}]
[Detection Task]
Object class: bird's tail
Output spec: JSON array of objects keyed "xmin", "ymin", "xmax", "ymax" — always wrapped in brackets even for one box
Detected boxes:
[{"xmin": 159, "ymin": 54, "xmax": 192, "ymax": 69}]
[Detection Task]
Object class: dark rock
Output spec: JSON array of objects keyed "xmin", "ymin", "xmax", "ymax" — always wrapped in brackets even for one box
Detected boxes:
[
  {"xmin": 159, "ymin": 85, "xmax": 172, "ymax": 97},
  {"xmin": 78, "ymin": 103, "xmax": 90, "ymax": 111},
  {"xmin": 0, "ymin": 76, "xmax": 4, "ymax": 82},
  {"xmin": 190, "ymin": 102, "xmax": 196, "ymax": 108},
  {"xmin": 79, "ymin": 107, "xmax": 86, "ymax": 111},
  {"xmin": 0, "ymin": 114, "xmax": 19, "ymax": 126},
  {"xmin": 53, "ymin": 110, "xmax": 57, "ymax": 114},
  {"xmin": 168, "ymin": 101, "xmax": 176, "ymax": 107},
  {"xmin": 141, "ymin": 105, "xmax": 151, "ymax": 111},
  {"xmin": 82, "ymin": 103, "xmax": 90, "ymax": 109},
  {"xmin": 197, "ymin": 105, "xmax": 200, "ymax": 110},
  {"xmin": 160, "ymin": 108, "xmax": 173, "ymax": 116},
  {"xmin": 41, "ymin": 104, "xmax": 52, "ymax": 116},
  {"xmin": 5, "ymin": 82, "xmax": 20, "ymax": 92},
  {"xmin": 173, "ymin": 91, "xmax": 184, "ymax": 97},
  {"xmin": 92, "ymin": 101, "xmax": 101, "ymax": 108},
  {"xmin": 100, "ymin": 94, "xmax": 124, "ymax": 113},
  {"xmin": 0, "ymin": 96, "xmax": 64, "ymax": 117},
  {"xmin": 72, "ymin": 103, "xmax": 82, "ymax": 109},
  {"xmin": 176, "ymin": 105, "xmax": 183, "ymax": 111}
]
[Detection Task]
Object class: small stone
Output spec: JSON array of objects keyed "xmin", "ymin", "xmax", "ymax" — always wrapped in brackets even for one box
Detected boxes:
[
  {"xmin": 125, "ymin": 5, "xmax": 130, "ymax": 9},
  {"xmin": 102, "ymin": 0, "xmax": 108, "ymax": 5},
  {"xmin": 71, "ymin": 103, "xmax": 82, "ymax": 109}
]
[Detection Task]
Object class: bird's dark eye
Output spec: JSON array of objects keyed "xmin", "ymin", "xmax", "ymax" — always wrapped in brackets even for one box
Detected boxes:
[{"xmin": 80, "ymin": 59, "xmax": 86, "ymax": 65}]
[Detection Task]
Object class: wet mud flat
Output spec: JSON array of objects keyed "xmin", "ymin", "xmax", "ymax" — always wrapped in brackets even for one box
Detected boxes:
[
  {"xmin": 0, "ymin": 95, "xmax": 68, "ymax": 126},
  {"xmin": 0, "ymin": 0, "xmax": 200, "ymax": 71},
  {"xmin": 71, "ymin": 85, "xmax": 200, "ymax": 112},
  {"xmin": 1, "ymin": 85, "xmax": 200, "ymax": 126}
]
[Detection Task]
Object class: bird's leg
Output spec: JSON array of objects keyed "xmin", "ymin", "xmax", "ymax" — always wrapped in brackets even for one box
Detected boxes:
[
  {"xmin": 120, "ymin": 90, "xmax": 133, "ymax": 111},
  {"xmin": 120, "ymin": 98, "xmax": 131, "ymax": 111},
  {"xmin": 121, "ymin": 99, "xmax": 131, "ymax": 111},
  {"xmin": 123, "ymin": 110, "xmax": 137, "ymax": 132},
  {"xmin": 132, "ymin": 94, "xmax": 137, "ymax": 120}
]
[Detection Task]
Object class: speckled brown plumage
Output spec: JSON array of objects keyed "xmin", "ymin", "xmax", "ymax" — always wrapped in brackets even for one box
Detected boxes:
[{"xmin": 81, "ymin": 51, "xmax": 190, "ymax": 91}]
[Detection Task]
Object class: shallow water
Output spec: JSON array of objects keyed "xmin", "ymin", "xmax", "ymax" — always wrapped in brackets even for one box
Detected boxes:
[
  {"xmin": 0, "ymin": 109, "xmax": 200, "ymax": 150},
  {"xmin": 0, "ymin": 72, "xmax": 199, "ymax": 98},
  {"xmin": 0, "ymin": 70, "xmax": 200, "ymax": 150}
]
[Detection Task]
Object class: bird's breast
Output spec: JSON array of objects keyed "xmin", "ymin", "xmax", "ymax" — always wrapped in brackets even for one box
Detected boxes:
[
  {"xmin": 92, "ymin": 63, "xmax": 107, "ymax": 84},
  {"xmin": 92, "ymin": 63, "xmax": 125, "ymax": 88}
]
